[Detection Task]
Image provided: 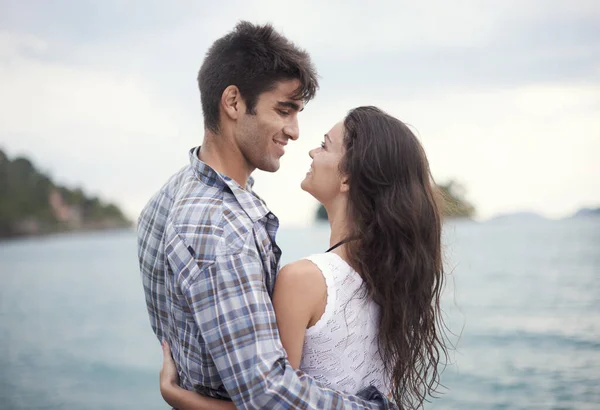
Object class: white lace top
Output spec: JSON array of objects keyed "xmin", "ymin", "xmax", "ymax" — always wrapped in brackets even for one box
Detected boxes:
[{"xmin": 299, "ymin": 252, "xmax": 390, "ymax": 395}]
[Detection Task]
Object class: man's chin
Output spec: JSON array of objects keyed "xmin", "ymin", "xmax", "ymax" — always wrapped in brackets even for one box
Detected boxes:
[{"xmin": 257, "ymin": 160, "xmax": 280, "ymax": 173}]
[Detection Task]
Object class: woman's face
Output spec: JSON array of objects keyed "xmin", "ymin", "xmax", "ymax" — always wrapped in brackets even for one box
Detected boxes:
[{"xmin": 300, "ymin": 120, "xmax": 347, "ymax": 205}]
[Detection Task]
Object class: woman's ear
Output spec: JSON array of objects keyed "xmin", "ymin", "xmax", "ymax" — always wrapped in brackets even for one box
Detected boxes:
[{"xmin": 340, "ymin": 177, "xmax": 350, "ymax": 193}]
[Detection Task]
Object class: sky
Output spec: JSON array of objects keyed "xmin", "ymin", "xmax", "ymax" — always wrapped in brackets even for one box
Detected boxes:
[{"xmin": 1, "ymin": 0, "xmax": 599, "ymax": 226}]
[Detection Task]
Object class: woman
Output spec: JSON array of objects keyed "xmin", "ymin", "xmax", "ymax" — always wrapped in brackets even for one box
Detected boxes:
[{"xmin": 159, "ymin": 106, "xmax": 448, "ymax": 409}]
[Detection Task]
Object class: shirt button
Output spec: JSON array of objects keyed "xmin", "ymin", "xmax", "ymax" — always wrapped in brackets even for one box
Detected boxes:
[{"xmin": 268, "ymin": 214, "xmax": 275, "ymax": 220}]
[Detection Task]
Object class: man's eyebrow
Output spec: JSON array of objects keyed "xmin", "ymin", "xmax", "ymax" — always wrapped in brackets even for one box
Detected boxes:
[
  {"xmin": 277, "ymin": 101, "xmax": 304, "ymax": 112},
  {"xmin": 324, "ymin": 133, "xmax": 332, "ymax": 143}
]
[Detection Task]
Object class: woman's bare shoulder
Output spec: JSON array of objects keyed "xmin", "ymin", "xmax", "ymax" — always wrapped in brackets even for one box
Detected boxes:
[{"xmin": 276, "ymin": 258, "xmax": 327, "ymax": 300}]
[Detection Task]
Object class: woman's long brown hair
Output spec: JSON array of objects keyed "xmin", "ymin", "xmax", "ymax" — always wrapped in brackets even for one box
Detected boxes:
[{"xmin": 341, "ymin": 106, "xmax": 448, "ymax": 409}]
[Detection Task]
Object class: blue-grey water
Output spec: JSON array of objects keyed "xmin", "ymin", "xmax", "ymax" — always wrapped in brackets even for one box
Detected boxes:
[{"xmin": 1, "ymin": 218, "xmax": 599, "ymax": 409}]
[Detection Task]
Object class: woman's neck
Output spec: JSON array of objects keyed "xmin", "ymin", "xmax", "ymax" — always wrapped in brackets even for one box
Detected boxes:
[{"xmin": 325, "ymin": 199, "xmax": 351, "ymax": 250}]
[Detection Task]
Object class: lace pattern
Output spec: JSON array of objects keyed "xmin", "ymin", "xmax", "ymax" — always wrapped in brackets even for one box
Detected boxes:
[{"xmin": 300, "ymin": 253, "xmax": 390, "ymax": 395}]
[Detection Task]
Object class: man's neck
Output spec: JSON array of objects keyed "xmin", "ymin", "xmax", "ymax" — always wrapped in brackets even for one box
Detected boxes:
[{"xmin": 199, "ymin": 131, "xmax": 253, "ymax": 188}]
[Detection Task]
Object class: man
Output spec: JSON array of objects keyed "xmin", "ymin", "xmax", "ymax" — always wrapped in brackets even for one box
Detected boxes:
[{"xmin": 137, "ymin": 21, "xmax": 395, "ymax": 409}]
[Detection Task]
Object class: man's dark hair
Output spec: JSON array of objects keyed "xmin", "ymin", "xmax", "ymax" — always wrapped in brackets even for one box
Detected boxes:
[{"xmin": 198, "ymin": 21, "xmax": 319, "ymax": 133}]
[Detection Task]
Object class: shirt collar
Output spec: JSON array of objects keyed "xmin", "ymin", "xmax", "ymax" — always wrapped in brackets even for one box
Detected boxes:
[{"xmin": 188, "ymin": 146, "xmax": 271, "ymax": 223}]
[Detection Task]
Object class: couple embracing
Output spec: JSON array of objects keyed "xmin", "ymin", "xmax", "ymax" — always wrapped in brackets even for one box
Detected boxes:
[{"xmin": 138, "ymin": 21, "xmax": 447, "ymax": 410}]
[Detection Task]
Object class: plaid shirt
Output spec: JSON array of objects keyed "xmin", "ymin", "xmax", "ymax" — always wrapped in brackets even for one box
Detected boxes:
[{"xmin": 137, "ymin": 147, "xmax": 395, "ymax": 409}]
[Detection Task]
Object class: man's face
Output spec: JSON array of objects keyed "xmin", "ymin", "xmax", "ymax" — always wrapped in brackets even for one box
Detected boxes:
[{"xmin": 235, "ymin": 79, "xmax": 304, "ymax": 173}]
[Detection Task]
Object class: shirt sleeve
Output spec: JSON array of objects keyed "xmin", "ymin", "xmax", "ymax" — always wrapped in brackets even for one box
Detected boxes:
[{"xmin": 179, "ymin": 231, "xmax": 397, "ymax": 410}]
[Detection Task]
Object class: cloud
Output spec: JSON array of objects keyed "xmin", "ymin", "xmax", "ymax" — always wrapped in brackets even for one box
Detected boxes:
[
  {"xmin": 1, "ymin": 1, "xmax": 599, "ymax": 224},
  {"xmin": 0, "ymin": 31, "xmax": 199, "ymax": 217}
]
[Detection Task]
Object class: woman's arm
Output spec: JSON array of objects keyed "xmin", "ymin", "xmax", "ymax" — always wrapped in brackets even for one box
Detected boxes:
[
  {"xmin": 272, "ymin": 260, "xmax": 328, "ymax": 368},
  {"xmin": 160, "ymin": 341, "xmax": 236, "ymax": 410}
]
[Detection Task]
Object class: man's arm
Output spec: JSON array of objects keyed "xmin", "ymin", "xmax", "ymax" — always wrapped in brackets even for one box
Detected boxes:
[{"xmin": 176, "ymin": 233, "xmax": 396, "ymax": 409}]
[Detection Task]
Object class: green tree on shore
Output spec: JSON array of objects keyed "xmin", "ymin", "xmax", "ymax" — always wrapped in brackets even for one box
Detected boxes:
[
  {"xmin": 437, "ymin": 180, "xmax": 476, "ymax": 218},
  {"xmin": 0, "ymin": 149, "xmax": 130, "ymax": 238}
]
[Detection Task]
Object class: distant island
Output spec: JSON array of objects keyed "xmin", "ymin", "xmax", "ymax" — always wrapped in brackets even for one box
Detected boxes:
[
  {"xmin": 572, "ymin": 207, "xmax": 600, "ymax": 218},
  {"xmin": 485, "ymin": 207, "xmax": 600, "ymax": 222},
  {"xmin": 315, "ymin": 180, "xmax": 476, "ymax": 222},
  {"xmin": 486, "ymin": 211, "xmax": 547, "ymax": 223},
  {"xmin": 0, "ymin": 150, "xmax": 131, "ymax": 238}
]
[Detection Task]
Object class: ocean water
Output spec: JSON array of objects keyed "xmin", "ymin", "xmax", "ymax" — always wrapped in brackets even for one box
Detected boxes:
[{"xmin": 1, "ymin": 218, "xmax": 599, "ymax": 409}]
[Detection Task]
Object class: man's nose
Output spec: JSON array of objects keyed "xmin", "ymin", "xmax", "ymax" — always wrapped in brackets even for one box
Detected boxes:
[{"xmin": 283, "ymin": 118, "xmax": 299, "ymax": 141}]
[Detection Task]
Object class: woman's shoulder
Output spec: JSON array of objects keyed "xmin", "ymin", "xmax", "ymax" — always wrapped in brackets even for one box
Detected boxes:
[
  {"xmin": 276, "ymin": 252, "xmax": 349, "ymax": 293},
  {"xmin": 278, "ymin": 256, "xmax": 327, "ymax": 287},
  {"xmin": 274, "ymin": 257, "xmax": 329, "ymax": 326}
]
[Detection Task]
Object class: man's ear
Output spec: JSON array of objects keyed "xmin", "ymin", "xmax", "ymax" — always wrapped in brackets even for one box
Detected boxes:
[{"xmin": 221, "ymin": 85, "xmax": 244, "ymax": 121}]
